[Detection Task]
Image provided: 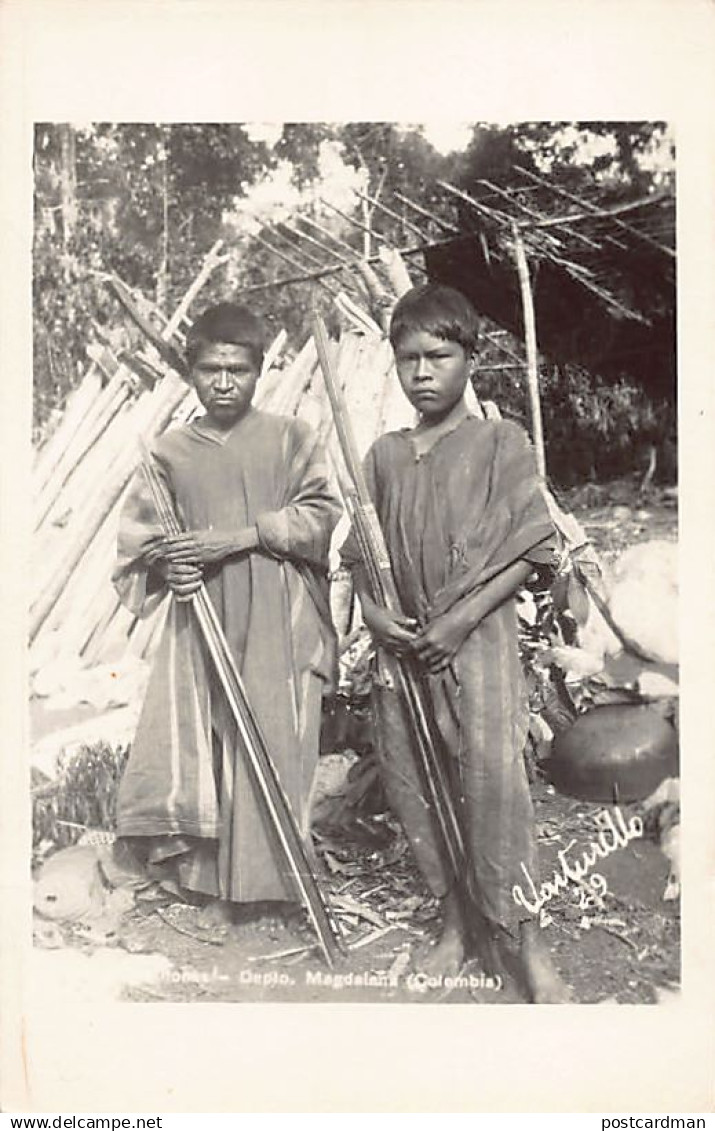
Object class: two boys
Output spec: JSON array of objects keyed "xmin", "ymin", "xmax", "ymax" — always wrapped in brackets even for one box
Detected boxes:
[{"xmin": 115, "ymin": 288, "xmax": 568, "ymax": 1001}]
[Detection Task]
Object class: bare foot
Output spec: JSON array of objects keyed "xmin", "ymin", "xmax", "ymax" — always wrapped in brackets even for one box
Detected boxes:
[
  {"xmin": 520, "ymin": 921, "xmax": 573, "ymax": 1003},
  {"xmin": 422, "ymin": 890, "xmax": 466, "ymax": 977}
]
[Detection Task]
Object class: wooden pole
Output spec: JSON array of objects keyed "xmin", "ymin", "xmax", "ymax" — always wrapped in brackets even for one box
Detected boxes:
[
  {"xmin": 477, "ymin": 177, "xmax": 601, "ymax": 251},
  {"xmin": 511, "ymin": 223, "xmax": 546, "ymax": 479},
  {"xmin": 393, "ymin": 190, "xmax": 459, "ymax": 235},
  {"xmin": 319, "ymin": 197, "xmax": 389, "ymax": 246},
  {"xmin": 249, "ymin": 232, "xmax": 339, "ymax": 297},
  {"xmin": 297, "ymin": 214, "xmax": 360, "ymax": 259},
  {"xmin": 352, "ymin": 189, "xmax": 428, "ymax": 243},
  {"xmin": 163, "ymin": 239, "xmax": 226, "ymax": 338}
]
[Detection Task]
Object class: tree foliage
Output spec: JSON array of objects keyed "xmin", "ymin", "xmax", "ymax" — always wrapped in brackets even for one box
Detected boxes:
[{"xmin": 33, "ymin": 120, "xmax": 675, "ymax": 482}]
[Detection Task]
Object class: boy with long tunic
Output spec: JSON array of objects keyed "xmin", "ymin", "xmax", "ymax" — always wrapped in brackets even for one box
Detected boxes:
[
  {"xmin": 341, "ymin": 284, "xmax": 570, "ymax": 1002},
  {"xmin": 114, "ymin": 304, "xmax": 341, "ymax": 916}
]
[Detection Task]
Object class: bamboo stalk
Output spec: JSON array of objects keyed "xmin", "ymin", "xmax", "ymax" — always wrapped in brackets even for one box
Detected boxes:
[
  {"xmin": 253, "ymin": 230, "xmax": 323, "ymax": 276},
  {"xmin": 33, "ymin": 364, "xmax": 103, "ymax": 487},
  {"xmin": 271, "ymin": 225, "xmax": 327, "ymax": 271},
  {"xmin": 35, "ymin": 368, "xmax": 136, "ymax": 531},
  {"xmin": 393, "ymin": 190, "xmax": 459, "ymax": 234},
  {"xmin": 511, "ymin": 224, "xmax": 546, "ymax": 479},
  {"xmin": 515, "ymin": 166, "xmax": 631, "ymax": 252},
  {"xmin": 233, "ymin": 264, "xmax": 344, "ymax": 295},
  {"xmin": 282, "ymin": 220, "xmax": 350, "ymax": 265},
  {"xmin": 35, "ymin": 493, "xmax": 124, "ymax": 652},
  {"xmin": 30, "ymin": 371, "xmax": 190, "ymax": 643},
  {"xmin": 231, "ymin": 233, "xmax": 481, "ymax": 297},
  {"xmin": 333, "ymin": 292, "xmax": 383, "ymax": 336},
  {"xmin": 438, "ymin": 179, "xmax": 514, "ymax": 230},
  {"xmin": 268, "ymin": 337, "xmax": 318, "ymax": 417},
  {"xmin": 280, "ymin": 222, "xmax": 363, "ymax": 296},
  {"xmin": 35, "ymin": 351, "xmax": 127, "ymax": 491},
  {"xmin": 319, "ymin": 197, "xmax": 390, "ymax": 245},
  {"xmin": 477, "ymin": 178, "xmax": 602, "ymax": 252},
  {"xmin": 249, "ymin": 232, "xmax": 339, "ymax": 297},
  {"xmin": 517, "ymin": 190, "xmax": 674, "ymax": 235},
  {"xmin": 352, "ymin": 189, "xmax": 429, "ymax": 243},
  {"xmin": 297, "ymin": 214, "xmax": 360, "ymax": 259},
  {"xmin": 478, "ymin": 363, "xmax": 527, "ymax": 372},
  {"xmin": 50, "ymin": 382, "xmax": 187, "ymax": 664},
  {"xmin": 378, "ymin": 246, "xmax": 414, "ymax": 297},
  {"xmin": 163, "ymin": 239, "xmax": 227, "ymax": 337},
  {"xmin": 34, "ymin": 394, "xmax": 137, "ymax": 570},
  {"xmin": 441, "ymin": 177, "xmax": 652, "ymax": 325}
]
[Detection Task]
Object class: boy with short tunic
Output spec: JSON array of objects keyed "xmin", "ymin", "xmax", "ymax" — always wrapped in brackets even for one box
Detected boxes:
[
  {"xmin": 341, "ymin": 284, "xmax": 570, "ymax": 1002},
  {"xmin": 114, "ymin": 304, "xmax": 341, "ymax": 918}
]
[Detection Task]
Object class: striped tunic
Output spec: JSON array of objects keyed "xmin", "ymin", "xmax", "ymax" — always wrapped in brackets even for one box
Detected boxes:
[
  {"xmin": 113, "ymin": 408, "xmax": 341, "ymax": 903},
  {"xmin": 342, "ymin": 413, "xmax": 557, "ymax": 935}
]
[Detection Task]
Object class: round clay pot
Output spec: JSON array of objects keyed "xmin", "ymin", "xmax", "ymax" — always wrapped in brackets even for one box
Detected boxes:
[{"xmin": 547, "ymin": 703, "xmax": 678, "ymax": 803}]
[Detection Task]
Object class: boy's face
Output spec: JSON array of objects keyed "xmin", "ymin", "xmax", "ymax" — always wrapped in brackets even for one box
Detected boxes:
[
  {"xmin": 190, "ymin": 342, "xmax": 260, "ymax": 428},
  {"xmin": 393, "ymin": 330, "xmax": 471, "ymax": 422}
]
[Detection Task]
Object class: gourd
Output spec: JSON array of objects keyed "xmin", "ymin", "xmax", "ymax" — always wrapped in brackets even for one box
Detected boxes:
[{"xmin": 548, "ymin": 704, "xmax": 678, "ymax": 803}]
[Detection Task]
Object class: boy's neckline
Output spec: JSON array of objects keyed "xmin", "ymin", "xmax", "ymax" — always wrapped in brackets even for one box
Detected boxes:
[
  {"xmin": 405, "ymin": 399, "xmax": 474, "ymax": 459},
  {"xmin": 189, "ymin": 405, "xmax": 257, "ymax": 445}
]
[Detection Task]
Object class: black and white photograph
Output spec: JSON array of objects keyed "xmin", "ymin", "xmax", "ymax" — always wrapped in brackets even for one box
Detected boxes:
[
  {"xmin": 2, "ymin": 0, "xmax": 714, "ymax": 1116},
  {"xmin": 28, "ymin": 119, "xmax": 680, "ymax": 1008}
]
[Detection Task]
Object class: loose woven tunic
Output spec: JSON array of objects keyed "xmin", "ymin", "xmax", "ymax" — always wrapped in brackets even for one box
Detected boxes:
[
  {"xmin": 342, "ymin": 413, "xmax": 557, "ymax": 935},
  {"xmin": 113, "ymin": 408, "xmax": 341, "ymax": 903}
]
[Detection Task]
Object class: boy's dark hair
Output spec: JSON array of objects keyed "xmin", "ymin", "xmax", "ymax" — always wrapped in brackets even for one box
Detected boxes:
[
  {"xmin": 186, "ymin": 303, "xmax": 266, "ymax": 371},
  {"xmin": 389, "ymin": 283, "xmax": 480, "ymax": 355}
]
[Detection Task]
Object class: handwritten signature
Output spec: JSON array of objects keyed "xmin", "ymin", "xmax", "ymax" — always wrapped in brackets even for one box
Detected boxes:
[{"xmin": 513, "ymin": 806, "xmax": 643, "ymax": 921}]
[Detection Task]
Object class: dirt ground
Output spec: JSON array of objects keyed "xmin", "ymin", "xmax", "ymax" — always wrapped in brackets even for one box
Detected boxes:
[
  {"xmin": 106, "ymin": 774, "xmax": 678, "ymax": 1006},
  {"xmin": 32, "ymin": 478, "xmax": 679, "ymax": 1006}
]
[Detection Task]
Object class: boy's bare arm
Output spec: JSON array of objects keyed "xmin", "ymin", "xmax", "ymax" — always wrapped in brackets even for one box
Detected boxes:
[
  {"xmin": 413, "ymin": 559, "xmax": 534, "ymax": 673},
  {"xmin": 352, "ymin": 566, "xmax": 418, "ymax": 656}
]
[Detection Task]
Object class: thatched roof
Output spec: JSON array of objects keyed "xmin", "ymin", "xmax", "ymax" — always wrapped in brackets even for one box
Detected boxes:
[
  {"xmin": 423, "ymin": 169, "xmax": 676, "ymax": 403},
  {"xmin": 244, "ymin": 168, "xmax": 676, "ymax": 403}
]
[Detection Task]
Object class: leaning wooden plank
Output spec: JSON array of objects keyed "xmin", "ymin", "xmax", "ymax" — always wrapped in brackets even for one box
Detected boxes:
[
  {"xmin": 126, "ymin": 595, "xmax": 170, "ymax": 662},
  {"xmin": 34, "ymin": 412, "xmax": 134, "ymax": 589},
  {"xmin": 377, "ymin": 246, "xmax": 414, "ymax": 299},
  {"xmin": 269, "ymin": 339, "xmax": 318, "ymax": 418},
  {"xmin": 34, "ymin": 365, "xmax": 136, "ymax": 531},
  {"xmin": 81, "ymin": 599, "xmax": 136, "ymax": 666},
  {"xmin": 33, "ymin": 362, "xmax": 104, "ymax": 488},
  {"xmin": 30, "ymin": 370, "xmax": 190, "ymax": 643},
  {"xmin": 55, "ymin": 382, "xmax": 196, "ymax": 666},
  {"xmin": 72, "ymin": 382, "xmax": 198, "ymax": 658},
  {"xmin": 32, "ymin": 436, "xmax": 139, "ymax": 643},
  {"xmin": 39, "ymin": 361, "xmax": 190, "ymax": 564},
  {"xmin": 35, "ymin": 348, "xmax": 128, "ymax": 498},
  {"xmin": 54, "ymin": 518, "xmax": 128, "ymax": 659},
  {"xmin": 34, "ymin": 396, "xmax": 138, "ymax": 573},
  {"xmin": 34, "ymin": 497, "xmax": 121, "ymax": 652}
]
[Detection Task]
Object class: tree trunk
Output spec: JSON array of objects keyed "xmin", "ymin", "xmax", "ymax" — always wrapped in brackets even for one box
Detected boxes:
[
  {"xmin": 155, "ymin": 129, "xmax": 170, "ymax": 311},
  {"xmin": 58, "ymin": 124, "xmax": 77, "ymax": 266}
]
